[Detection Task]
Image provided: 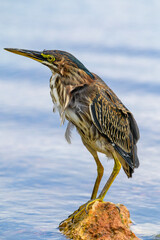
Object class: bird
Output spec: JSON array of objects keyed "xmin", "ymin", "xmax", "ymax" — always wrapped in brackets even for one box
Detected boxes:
[{"xmin": 4, "ymin": 48, "xmax": 140, "ymax": 210}]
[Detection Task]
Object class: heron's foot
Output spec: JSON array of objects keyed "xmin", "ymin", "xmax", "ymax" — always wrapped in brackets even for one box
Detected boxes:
[
  {"xmin": 59, "ymin": 205, "xmax": 85, "ymax": 226},
  {"xmin": 60, "ymin": 198, "xmax": 103, "ymax": 226},
  {"xmin": 69, "ymin": 198, "xmax": 103, "ymax": 222},
  {"xmin": 84, "ymin": 198, "xmax": 103, "ymax": 213}
]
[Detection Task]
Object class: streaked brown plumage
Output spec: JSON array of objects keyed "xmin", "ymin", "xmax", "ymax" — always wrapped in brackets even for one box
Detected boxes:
[{"xmin": 4, "ymin": 48, "xmax": 140, "ymax": 205}]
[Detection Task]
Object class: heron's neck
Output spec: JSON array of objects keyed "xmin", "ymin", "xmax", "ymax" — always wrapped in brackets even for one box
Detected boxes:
[
  {"xmin": 49, "ymin": 69, "xmax": 93, "ymax": 119},
  {"xmin": 50, "ymin": 73, "xmax": 70, "ymax": 119}
]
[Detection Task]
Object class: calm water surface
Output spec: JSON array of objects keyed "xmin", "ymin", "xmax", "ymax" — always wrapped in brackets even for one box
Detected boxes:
[{"xmin": 1, "ymin": 1, "xmax": 160, "ymax": 239}]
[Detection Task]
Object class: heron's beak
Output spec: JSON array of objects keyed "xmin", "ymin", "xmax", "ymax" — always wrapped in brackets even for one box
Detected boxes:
[{"xmin": 4, "ymin": 48, "xmax": 44, "ymax": 63}]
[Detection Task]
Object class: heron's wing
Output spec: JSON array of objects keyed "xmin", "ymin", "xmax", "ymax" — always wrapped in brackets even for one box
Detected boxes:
[{"xmin": 89, "ymin": 89, "xmax": 139, "ymax": 169}]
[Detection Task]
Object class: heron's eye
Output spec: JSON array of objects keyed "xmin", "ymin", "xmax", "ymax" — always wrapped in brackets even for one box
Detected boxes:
[
  {"xmin": 47, "ymin": 55, "xmax": 56, "ymax": 62},
  {"xmin": 41, "ymin": 53, "xmax": 55, "ymax": 63}
]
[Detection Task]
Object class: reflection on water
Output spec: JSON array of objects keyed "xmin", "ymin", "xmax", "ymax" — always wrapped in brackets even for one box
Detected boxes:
[{"xmin": 1, "ymin": 0, "xmax": 160, "ymax": 239}]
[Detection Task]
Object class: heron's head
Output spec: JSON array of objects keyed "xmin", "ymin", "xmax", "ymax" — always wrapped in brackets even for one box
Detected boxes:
[{"xmin": 4, "ymin": 48, "xmax": 94, "ymax": 79}]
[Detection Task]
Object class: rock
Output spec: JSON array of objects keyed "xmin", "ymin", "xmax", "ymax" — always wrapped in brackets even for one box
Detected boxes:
[{"xmin": 59, "ymin": 201, "xmax": 140, "ymax": 240}]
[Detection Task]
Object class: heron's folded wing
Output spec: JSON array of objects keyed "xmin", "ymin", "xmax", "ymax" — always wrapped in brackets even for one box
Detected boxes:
[{"xmin": 89, "ymin": 91, "xmax": 138, "ymax": 169}]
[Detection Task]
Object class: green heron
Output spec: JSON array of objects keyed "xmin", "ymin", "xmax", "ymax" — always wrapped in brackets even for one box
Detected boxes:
[{"xmin": 4, "ymin": 48, "xmax": 140, "ymax": 209}]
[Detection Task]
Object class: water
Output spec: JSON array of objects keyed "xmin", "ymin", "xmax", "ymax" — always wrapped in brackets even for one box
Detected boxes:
[{"xmin": 1, "ymin": 0, "xmax": 160, "ymax": 239}]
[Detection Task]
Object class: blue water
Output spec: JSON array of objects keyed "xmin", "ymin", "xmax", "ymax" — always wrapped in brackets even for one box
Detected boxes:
[{"xmin": 1, "ymin": 0, "xmax": 160, "ymax": 239}]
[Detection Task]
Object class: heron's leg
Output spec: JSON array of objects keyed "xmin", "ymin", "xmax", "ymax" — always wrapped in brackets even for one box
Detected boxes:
[
  {"xmin": 82, "ymin": 142, "xmax": 104, "ymax": 200},
  {"xmin": 98, "ymin": 152, "xmax": 121, "ymax": 200},
  {"xmin": 65, "ymin": 144, "xmax": 104, "ymax": 221},
  {"xmin": 67, "ymin": 152, "xmax": 121, "ymax": 221},
  {"xmin": 91, "ymin": 153, "xmax": 104, "ymax": 199}
]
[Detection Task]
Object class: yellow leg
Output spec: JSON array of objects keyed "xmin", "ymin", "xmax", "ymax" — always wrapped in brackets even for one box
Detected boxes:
[
  {"xmin": 66, "ymin": 152, "xmax": 121, "ymax": 222},
  {"xmin": 65, "ymin": 147, "xmax": 104, "ymax": 221},
  {"xmin": 98, "ymin": 152, "xmax": 121, "ymax": 200},
  {"xmin": 82, "ymin": 141, "xmax": 104, "ymax": 199},
  {"xmin": 91, "ymin": 154, "xmax": 104, "ymax": 199}
]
